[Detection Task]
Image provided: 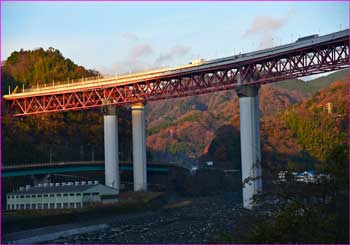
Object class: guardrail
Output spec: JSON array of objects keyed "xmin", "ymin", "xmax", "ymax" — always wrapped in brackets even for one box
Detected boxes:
[
  {"xmin": 9, "ymin": 66, "xmax": 173, "ymax": 95},
  {"xmin": 11, "ymin": 75, "xmax": 110, "ymax": 94},
  {"xmin": 2, "ymin": 161, "xmax": 180, "ymax": 170}
]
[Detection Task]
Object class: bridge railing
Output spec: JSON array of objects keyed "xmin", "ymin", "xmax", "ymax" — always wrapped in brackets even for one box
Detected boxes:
[
  {"xmin": 12, "ymin": 75, "xmax": 116, "ymax": 94},
  {"xmin": 2, "ymin": 161, "xmax": 105, "ymax": 169},
  {"xmin": 2, "ymin": 160, "xmax": 180, "ymax": 170},
  {"xmin": 9, "ymin": 65, "xmax": 175, "ymax": 95}
]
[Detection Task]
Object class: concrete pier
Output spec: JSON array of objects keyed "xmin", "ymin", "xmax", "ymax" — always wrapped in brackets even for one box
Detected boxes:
[
  {"xmin": 236, "ymin": 84, "xmax": 262, "ymax": 210},
  {"xmin": 132, "ymin": 102, "xmax": 147, "ymax": 191},
  {"xmin": 104, "ymin": 106, "xmax": 120, "ymax": 192}
]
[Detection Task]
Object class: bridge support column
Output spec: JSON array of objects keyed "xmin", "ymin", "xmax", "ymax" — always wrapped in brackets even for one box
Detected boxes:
[
  {"xmin": 104, "ymin": 106, "xmax": 120, "ymax": 192},
  {"xmin": 236, "ymin": 84, "xmax": 262, "ymax": 210},
  {"xmin": 132, "ymin": 102, "xmax": 147, "ymax": 191}
]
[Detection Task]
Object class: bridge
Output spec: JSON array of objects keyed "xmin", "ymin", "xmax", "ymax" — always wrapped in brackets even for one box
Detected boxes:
[
  {"xmin": 1, "ymin": 161, "xmax": 181, "ymax": 177},
  {"xmin": 3, "ymin": 29, "xmax": 349, "ymax": 209}
]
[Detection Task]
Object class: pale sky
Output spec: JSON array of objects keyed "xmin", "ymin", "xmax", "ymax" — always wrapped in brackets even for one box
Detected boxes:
[{"xmin": 2, "ymin": 1, "xmax": 349, "ymax": 75}]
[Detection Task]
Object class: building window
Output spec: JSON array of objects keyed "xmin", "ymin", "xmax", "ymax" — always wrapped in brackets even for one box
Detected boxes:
[
  {"xmin": 92, "ymin": 192, "xmax": 99, "ymax": 196},
  {"xmin": 63, "ymin": 193, "xmax": 68, "ymax": 197},
  {"xmin": 43, "ymin": 203, "xmax": 48, "ymax": 209},
  {"xmin": 20, "ymin": 204, "xmax": 24, "ymax": 210},
  {"xmin": 32, "ymin": 195, "xmax": 36, "ymax": 198},
  {"xmin": 38, "ymin": 195, "xmax": 42, "ymax": 198},
  {"xmin": 76, "ymin": 203, "xmax": 81, "ymax": 208},
  {"xmin": 57, "ymin": 193, "xmax": 62, "ymax": 197},
  {"xmin": 76, "ymin": 193, "xmax": 81, "ymax": 196},
  {"xmin": 57, "ymin": 203, "xmax": 62, "ymax": 209},
  {"xmin": 16, "ymin": 204, "xmax": 19, "ymax": 209},
  {"xmin": 50, "ymin": 203, "xmax": 55, "ymax": 209},
  {"xmin": 20, "ymin": 195, "xmax": 24, "ymax": 199},
  {"xmin": 32, "ymin": 204, "xmax": 36, "ymax": 209},
  {"xmin": 7, "ymin": 204, "xmax": 10, "ymax": 210},
  {"xmin": 101, "ymin": 194, "xmax": 118, "ymax": 200},
  {"xmin": 37, "ymin": 203, "xmax": 42, "ymax": 209},
  {"xmin": 44, "ymin": 194, "xmax": 48, "ymax": 197},
  {"xmin": 83, "ymin": 193, "xmax": 91, "ymax": 196},
  {"xmin": 25, "ymin": 204, "xmax": 30, "ymax": 209},
  {"xmin": 63, "ymin": 203, "xmax": 68, "ymax": 208},
  {"xmin": 69, "ymin": 193, "xmax": 75, "ymax": 196},
  {"xmin": 50, "ymin": 194, "xmax": 54, "ymax": 197},
  {"xmin": 12, "ymin": 204, "xmax": 15, "ymax": 210},
  {"xmin": 25, "ymin": 195, "xmax": 30, "ymax": 198},
  {"xmin": 70, "ymin": 203, "xmax": 75, "ymax": 208},
  {"xmin": 8, "ymin": 196, "xmax": 11, "ymax": 199}
]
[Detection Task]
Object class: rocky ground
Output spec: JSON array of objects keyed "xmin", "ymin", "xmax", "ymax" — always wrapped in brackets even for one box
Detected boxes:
[{"xmin": 49, "ymin": 192, "xmax": 256, "ymax": 244}]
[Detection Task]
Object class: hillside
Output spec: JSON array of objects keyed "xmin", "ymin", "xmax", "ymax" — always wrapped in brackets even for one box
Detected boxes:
[
  {"xmin": 146, "ymin": 85, "xmax": 305, "ymax": 166},
  {"xmin": 2, "ymin": 47, "xmax": 348, "ymax": 170},
  {"xmin": 146, "ymin": 69, "xmax": 348, "ymax": 168},
  {"xmin": 2, "ymin": 48, "xmax": 132, "ymax": 165},
  {"xmin": 207, "ymin": 78, "xmax": 349, "ymax": 171},
  {"xmin": 2, "ymin": 47, "xmax": 99, "ymax": 93},
  {"xmin": 272, "ymin": 69, "xmax": 349, "ymax": 96},
  {"xmin": 283, "ymin": 80, "xmax": 349, "ymax": 165}
]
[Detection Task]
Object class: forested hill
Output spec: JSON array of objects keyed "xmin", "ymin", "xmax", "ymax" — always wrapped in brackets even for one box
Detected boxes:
[
  {"xmin": 2, "ymin": 47, "xmax": 348, "ymax": 169},
  {"xmin": 2, "ymin": 48, "xmax": 132, "ymax": 165},
  {"xmin": 283, "ymin": 80, "xmax": 349, "ymax": 164},
  {"xmin": 273, "ymin": 69, "xmax": 349, "ymax": 95},
  {"xmin": 2, "ymin": 47, "xmax": 99, "ymax": 94},
  {"xmin": 146, "ymin": 69, "xmax": 348, "ymax": 168}
]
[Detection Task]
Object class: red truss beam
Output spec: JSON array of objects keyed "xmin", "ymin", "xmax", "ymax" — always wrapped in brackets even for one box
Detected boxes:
[{"xmin": 5, "ymin": 39, "xmax": 350, "ymax": 116}]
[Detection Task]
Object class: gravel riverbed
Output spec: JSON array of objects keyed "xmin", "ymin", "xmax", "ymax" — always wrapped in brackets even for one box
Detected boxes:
[{"xmin": 49, "ymin": 192, "xmax": 255, "ymax": 244}]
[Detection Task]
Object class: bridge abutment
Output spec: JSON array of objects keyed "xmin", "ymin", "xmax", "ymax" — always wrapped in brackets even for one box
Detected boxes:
[
  {"xmin": 132, "ymin": 102, "xmax": 147, "ymax": 191},
  {"xmin": 236, "ymin": 83, "xmax": 262, "ymax": 210},
  {"xmin": 104, "ymin": 106, "xmax": 120, "ymax": 193}
]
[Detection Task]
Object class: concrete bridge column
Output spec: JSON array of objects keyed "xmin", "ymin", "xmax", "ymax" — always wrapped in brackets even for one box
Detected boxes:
[
  {"xmin": 132, "ymin": 102, "xmax": 147, "ymax": 191},
  {"xmin": 104, "ymin": 106, "xmax": 120, "ymax": 192},
  {"xmin": 236, "ymin": 83, "xmax": 262, "ymax": 210}
]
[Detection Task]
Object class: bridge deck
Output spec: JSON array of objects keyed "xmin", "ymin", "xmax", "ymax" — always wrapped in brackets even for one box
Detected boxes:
[
  {"xmin": 3, "ymin": 30, "xmax": 349, "ymax": 116},
  {"xmin": 4, "ymin": 29, "xmax": 349, "ymax": 99}
]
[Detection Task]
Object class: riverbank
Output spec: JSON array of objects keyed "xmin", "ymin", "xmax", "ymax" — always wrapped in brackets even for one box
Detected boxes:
[
  {"xmin": 46, "ymin": 192, "xmax": 253, "ymax": 244},
  {"xmin": 3, "ymin": 191, "xmax": 263, "ymax": 244},
  {"xmin": 2, "ymin": 191, "xmax": 164, "ymax": 236}
]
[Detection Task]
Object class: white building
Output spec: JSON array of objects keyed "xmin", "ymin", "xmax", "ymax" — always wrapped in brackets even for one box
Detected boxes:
[
  {"xmin": 206, "ymin": 161, "xmax": 214, "ymax": 166},
  {"xmin": 277, "ymin": 171, "xmax": 288, "ymax": 182},
  {"xmin": 6, "ymin": 181, "xmax": 118, "ymax": 211}
]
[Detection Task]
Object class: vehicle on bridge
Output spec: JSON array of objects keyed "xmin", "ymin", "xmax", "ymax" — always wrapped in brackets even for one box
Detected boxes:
[
  {"xmin": 296, "ymin": 34, "xmax": 319, "ymax": 42},
  {"xmin": 189, "ymin": 58, "xmax": 205, "ymax": 65}
]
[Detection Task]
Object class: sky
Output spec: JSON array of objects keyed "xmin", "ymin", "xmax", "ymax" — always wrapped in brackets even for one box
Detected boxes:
[{"xmin": 2, "ymin": 1, "xmax": 349, "ymax": 75}]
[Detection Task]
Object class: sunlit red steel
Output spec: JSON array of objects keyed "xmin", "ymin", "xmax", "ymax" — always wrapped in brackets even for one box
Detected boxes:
[{"xmin": 4, "ymin": 38, "xmax": 349, "ymax": 116}]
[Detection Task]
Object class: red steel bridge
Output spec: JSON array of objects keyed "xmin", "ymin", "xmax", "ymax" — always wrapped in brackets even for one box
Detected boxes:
[{"xmin": 3, "ymin": 30, "xmax": 349, "ymax": 116}]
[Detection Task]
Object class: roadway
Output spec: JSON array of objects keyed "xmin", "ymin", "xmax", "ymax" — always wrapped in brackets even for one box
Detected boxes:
[
  {"xmin": 1, "ymin": 161, "xmax": 186, "ymax": 177},
  {"xmin": 4, "ymin": 29, "xmax": 348, "ymax": 99},
  {"xmin": 3, "ymin": 29, "xmax": 349, "ymax": 116}
]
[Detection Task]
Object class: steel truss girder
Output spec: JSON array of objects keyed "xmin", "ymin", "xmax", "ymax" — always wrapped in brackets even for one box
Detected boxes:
[{"xmin": 5, "ymin": 39, "xmax": 350, "ymax": 116}]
